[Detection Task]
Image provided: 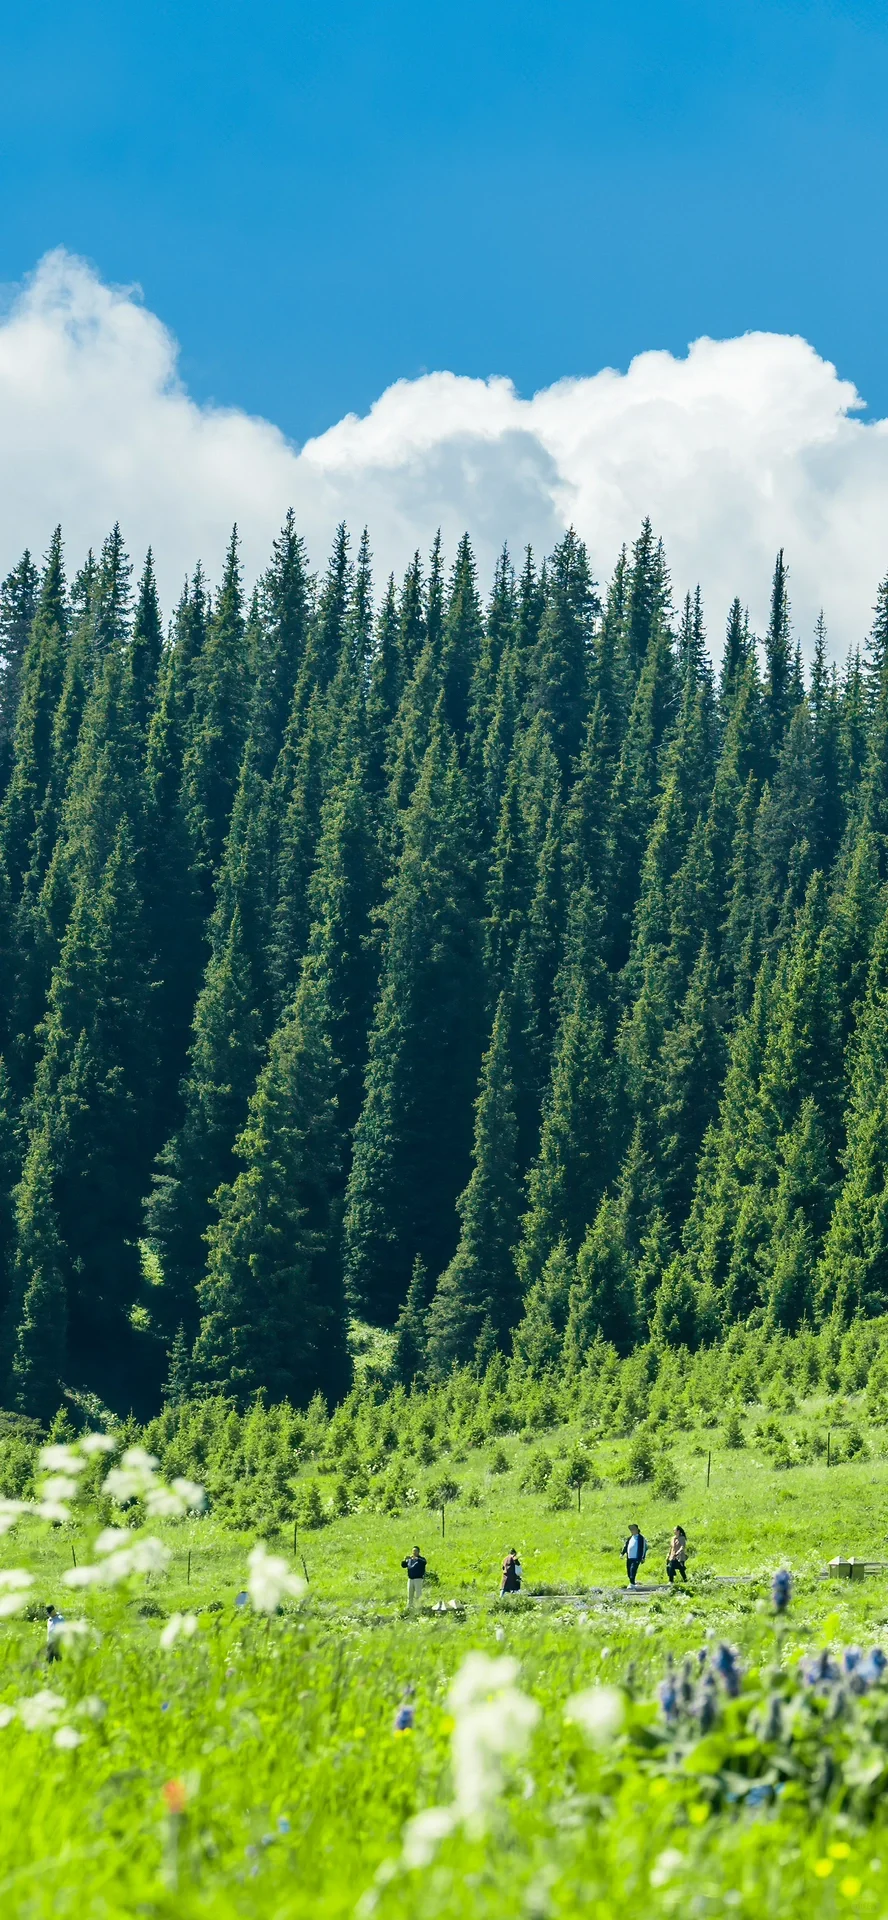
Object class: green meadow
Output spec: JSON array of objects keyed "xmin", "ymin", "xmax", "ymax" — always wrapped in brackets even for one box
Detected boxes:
[{"xmin": 4, "ymin": 1388, "xmax": 888, "ymax": 1917}]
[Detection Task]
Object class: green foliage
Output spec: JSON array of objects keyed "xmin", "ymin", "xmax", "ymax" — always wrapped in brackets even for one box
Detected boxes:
[{"xmin": 1, "ymin": 511, "xmax": 888, "ymax": 1429}]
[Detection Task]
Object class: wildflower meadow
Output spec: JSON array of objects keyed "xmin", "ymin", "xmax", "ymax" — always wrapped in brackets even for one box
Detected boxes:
[{"xmin": 5, "ymin": 1359, "xmax": 888, "ymax": 1916}]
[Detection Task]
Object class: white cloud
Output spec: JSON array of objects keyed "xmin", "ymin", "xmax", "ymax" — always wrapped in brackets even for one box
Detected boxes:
[{"xmin": 1, "ymin": 247, "xmax": 887, "ymax": 654}]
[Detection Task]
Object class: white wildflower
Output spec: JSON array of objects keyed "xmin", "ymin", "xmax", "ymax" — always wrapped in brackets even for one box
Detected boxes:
[
  {"xmin": 63, "ymin": 1535, "xmax": 170, "ymax": 1588},
  {"xmin": 0, "ymin": 1706, "xmax": 15, "ymax": 1728},
  {"xmin": 447, "ymin": 1652, "xmax": 540, "ymax": 1832},
  {"xmin": 172, "ymin": 1476, "xmax": 206, "ymax": 1512},
  {"xmin": 54, "ymin": 1619, "xmax": 91, "ymax": 1644},
  {"xmin": 246, "ymin": 1543, "xmax": 306, "ymax": 1614},
  {"xmin": 0, "ymin": 1569, "xmax": 34, "ymax": 1618},
  {"xmin": 400, "ymin": 1805, "xmax": 457, "ymax": 1869},
  {"xmin": 39, "ymin": 1446, "xmax": 87, "ymax": 1476},
  {"xmin": 34, "ymin": 1501, "xmax": 72, "ymax": 1523},
  {"xmin": 53, "ymin": 1725, "xmax": 83, "ymax": 1749},
  {"xmin": 74, "ymin": 1695, "xmax": 106, "ymax": 1721},
  {"xmin": 144, "ymin": 1475, "xmax": 205, "ymax": 1519},
  {"xmin": 17, "ymin": 1690, "xmax": 66, "ymax": 1731},
  {"xmin": 39, "ymin": 1476, "xmax": 81, "ymax": 1503},
  {"xmin": 80, "ymin": 1432, "xmax": 117, "ymax": 1455},
  {"xmin": 94, "ymin": 1528, "xmax": 132, "ymax": 1555},
  {"xmin": 122, "ymin": 1447, "xmax": 158, "ymax": 1472},
  {"xmin": 160, "ymin": 1612, "xmax": 199, "ymax": 1649},
  {"xmin": 650, "ymin": 1849, "xmax": 686, "ymax": 1888},
  {"xmin": 565, "ymin": 1685, "xmax": 626, "ymax": 1747},
  {"xmin": 0, "ymin": 1499, "xmax": 30, "ymax": 1535}
]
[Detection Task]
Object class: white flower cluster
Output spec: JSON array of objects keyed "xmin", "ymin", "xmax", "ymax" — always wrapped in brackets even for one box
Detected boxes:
[
  {"xmin": 0, "ymin": 1433, "xmax": 116, "ymax": 1535},
  {"xmin": 564, "ymin": 1685, "xmax": 626, "ymax": 1747},
  {"xmin": 64, "ymin": 1530, "xmax": 170, "ymax": 1589},
  {"xmin": 102, "ymin": 1447, "xmax": 205, "ymax": 1519},
  {"xmin": 0, "ymin": 1569, "xmax": 34, "ymax": 1618},
  {"xmin": 398, "ymin": 1652, "xmax": 541, "ymax": 1876},
  {"xmin": 0, "ymin": 1688, "xmax": 104, "ymax": 1748},
  {"xmin": 160, "ymin": 1612, "xmax": 198, "ymax": 1649},
  {"xmin": 246, "ymin": 1543, "xmax": 306, "ymax": 1615}
]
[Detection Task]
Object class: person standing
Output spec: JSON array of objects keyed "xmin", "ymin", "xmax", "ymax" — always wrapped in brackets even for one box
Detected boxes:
[
  {"xmin": 666, "ymin": 1526, "xmax": 688, "ymax": 1583},
  {"xmin": 621, "ymin": 1524, "xmax": 647, "ymax": 1587},
  {"xmin": 401, "ymin": 1546, "xmax": 427, "ymax": 1610},
  {"xmin": 501, "ymin": 1548, "xmax": 521, "ymax": 1594}
]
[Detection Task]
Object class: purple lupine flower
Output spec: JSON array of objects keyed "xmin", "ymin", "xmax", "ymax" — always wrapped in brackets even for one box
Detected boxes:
[
  {"xmin": 713, "ymin": 1643, "xmax": 741, "ymax": 1698},
  {"xmin": 658, "ymin": 1677, "xmax": 679, "ymax": 1724},
  {"xmin": 695, "ymin": 1676, "xmax": 718, "ymax": 1733},
  {"xmin": 771, "ymin": 1568, "xmax": 792, "ymax": 1613},
  {"xmin": 842, "ymin": 1647, "xmax": 861, "ymax": 1675},
  {"xmin": 679, "ymin": 1658, "xmax": 696, "ymax": 1707}
]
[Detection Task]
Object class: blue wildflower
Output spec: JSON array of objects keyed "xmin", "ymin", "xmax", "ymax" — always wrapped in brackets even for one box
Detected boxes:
[
  {"xmin": 696, "ymin": 1675, "xmax": 718, "ymax": 1733},
  {"xmin": 771, "ymin": 1569, "xmax": 792, "ymax": 1613},
  {"xmin": 658, "ymin": 1677, "xmax": 679, "ymax": 1724},
  {"xmin": 713, "ymin": 1643, "xmax": 741, "ymax": 1698},
  {"xmin": 278, "ymin": 1817, "xmax": 291, "ymax": 1835}
]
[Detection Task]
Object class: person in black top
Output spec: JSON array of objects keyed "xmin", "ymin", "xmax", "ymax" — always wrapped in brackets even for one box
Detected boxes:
[
  {"xmin": 501, "ymin": 1549, "xmax": 521, "ymax": 1594},
  {"xmin": 401, "ymin": 1546, "xmax": 427, "ymax": 1610}
]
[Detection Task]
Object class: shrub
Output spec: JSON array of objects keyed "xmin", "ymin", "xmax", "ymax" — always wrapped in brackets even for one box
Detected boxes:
[
  {"xmin": 624, "ymin": 1428, "xmax": 656, "ymax": 1483},
  {"xmin": 519, "ymin": 1447, "xmax": 553, "ymax": 1493},
  {"xmin": 416, "ymin": 1434, "xmax": 438, "ymax": 1467},
  {"xmin": 0, "ymin": 1436, "xmax": 35, "ymax": 1499},
  {"xmin": 722, "ymin": 1406, "xmax": 745, "ymax": 1449},
  {"xmin": 296, "ymin": 1481, "xmax": 328, "ymax": 1529},
  {"xmin": 652, "ymin": 1459, "xmax": 682, "ymax": 1502},
  {"xmin": 488, "ymin": 1444, "xmax": 510, "ymax": 1475},
  {"xmin": 844, "ymin": 1423, "xmax": 869, "ymax": 1460},
  {"xmin": 426, "ymin": 1476, "xmax": 460, "ymax": 1513},
  {"xmin": 564, "ymin": 1446, "xmax": 601, "ymax": 1508},
  {"xmin": 546, "ymin": 1467, "xmax": 572, "ymax": 1511}
]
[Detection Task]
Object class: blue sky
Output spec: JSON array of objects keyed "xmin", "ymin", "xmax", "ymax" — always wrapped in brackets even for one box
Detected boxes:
[{"xmin": 4, "ymin": 0, "xmax": 888, "ymax": 440}]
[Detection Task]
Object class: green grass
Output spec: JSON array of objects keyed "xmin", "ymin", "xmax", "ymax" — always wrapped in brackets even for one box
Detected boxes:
[{"xmin": 3, "ymin": 1392, "xmax": 888, "ymax": 1915}]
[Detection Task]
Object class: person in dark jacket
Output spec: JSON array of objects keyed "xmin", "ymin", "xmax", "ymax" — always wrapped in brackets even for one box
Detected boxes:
[
  {"xmin": 501, "ymin": 1549, "xmax": 521, "ymax": 1594},
  {"xmin": 621, "ymin": 1524, "xmax": 647, "ymax": 1587},
  {"xmin": 401, "ymin": 1547, "xmax": 427, "ymax": 1610}
]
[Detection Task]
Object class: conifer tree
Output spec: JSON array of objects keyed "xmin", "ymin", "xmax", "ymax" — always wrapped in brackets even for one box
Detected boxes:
[
  {"xmin": 424, "ymin": 993, "xmax": 522, "ymax": 1372},
  {"xmin": 128, "ymin": 550, "xmax": 163, "ymax": 736},
  {"xmin": 530, "ymin": 529, "xmax": 598, "ymax": 777},
  {"xmin": 0, "ymin": 551, "xmax": 38, "ymax": 789},
  {"xmin": 517, "ymin": 977, "xmax": 616, "ymax": 1289},
  {"xmin": 6, "ymin": 1126, "xmax": 66, "ymax": 1424},
  {"xmin": 392, "ymin": 1256, "xmax": 430, "ymax": 1387},
  {"xmin": 563, "ymin": 1197, "xmax": 635, "ymax": 1366},
  {"xmin": 180, "ymin": 529, "xmax": 250, "ymax": 902},
  {"xmin": 344, "ymin": 722, "xmax": 484, "ymax": 1324},
  {"xmin": 195, "ymin": 962, "xmax": 349, "ymax": 1406}
]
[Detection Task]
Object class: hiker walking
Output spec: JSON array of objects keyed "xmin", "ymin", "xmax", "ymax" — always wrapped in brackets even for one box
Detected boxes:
[
  {"xmin": 666, "ymin": 1525, "xmax": 688, "ymax": 1584},
  {"xmin": 501, "ymin": 1548, "xmax": 522, "ymax": 1594},
  {"xmin": 401, "ymin": 1545, "xmax": 427, "ymax": 1610},
  {"xmin": 621, "ymin": 1523, "xmax": 647, "ymax": 1587}
]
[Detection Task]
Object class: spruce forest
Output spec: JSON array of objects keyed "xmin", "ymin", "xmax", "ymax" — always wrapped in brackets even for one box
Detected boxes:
[{"xmin": 0, "ymin": 513, "xmax": 886, "ymax": 1430}]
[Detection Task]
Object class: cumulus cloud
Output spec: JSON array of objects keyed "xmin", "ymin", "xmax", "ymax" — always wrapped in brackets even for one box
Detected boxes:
[{"xmin": 1, "ymin": 247, "xmax": 887, "ymax": 654}]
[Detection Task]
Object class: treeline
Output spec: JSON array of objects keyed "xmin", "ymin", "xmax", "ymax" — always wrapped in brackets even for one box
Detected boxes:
[
  {"xmin": 1, "ymin": 1314, "xmax": 881, "ymax": 1529},
  {"xmin": 0, "ymin": 514, "xmax": 887, "ymax": 1424}
]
